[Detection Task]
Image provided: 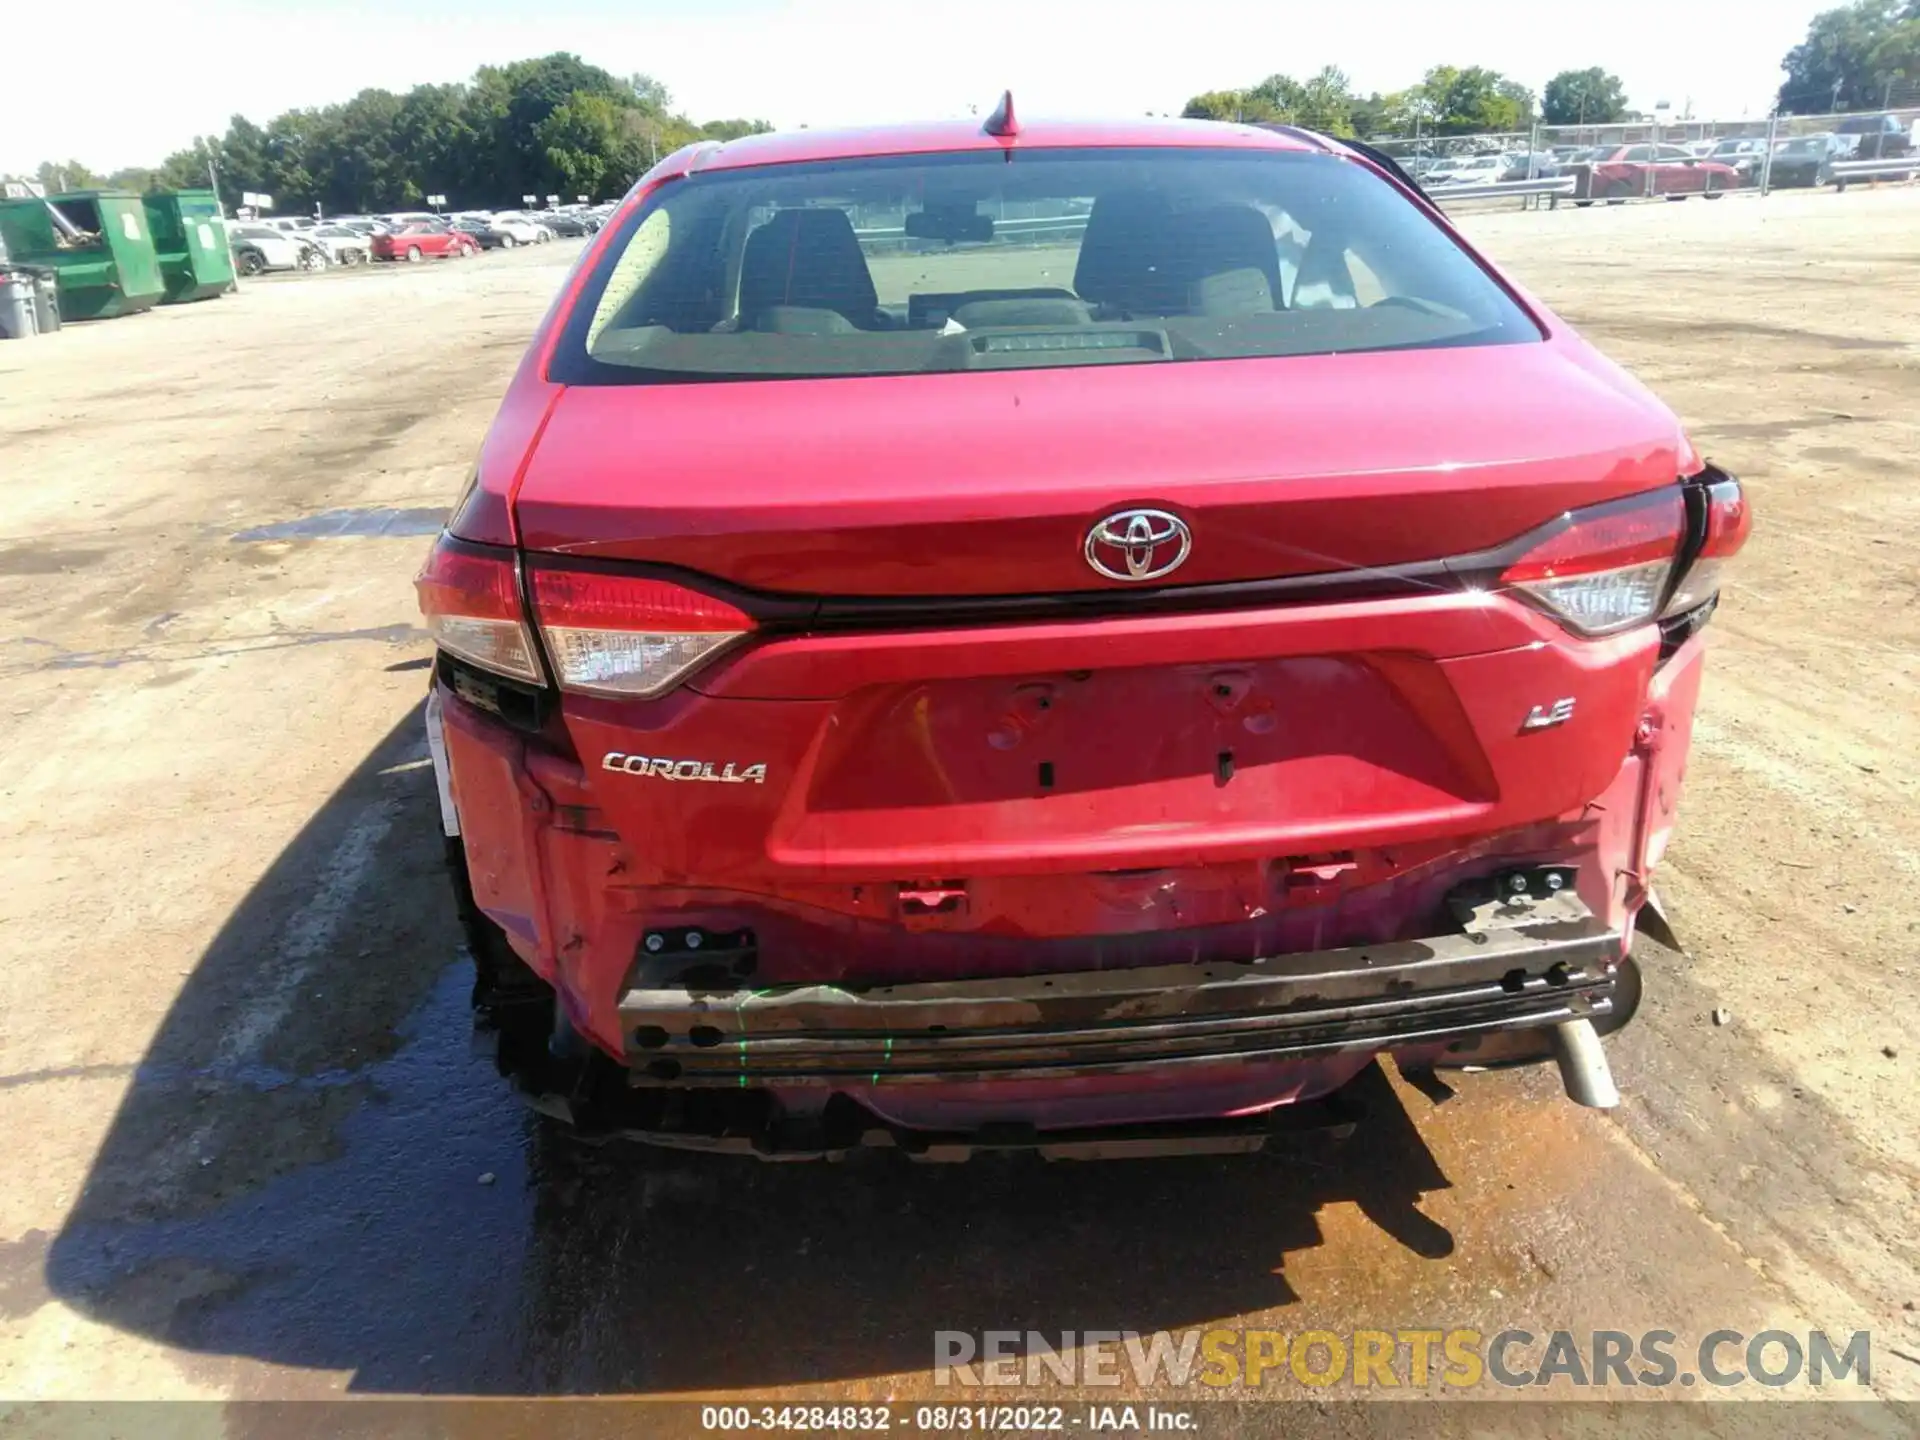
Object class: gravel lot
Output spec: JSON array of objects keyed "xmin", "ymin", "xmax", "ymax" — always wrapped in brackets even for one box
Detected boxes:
[{"xmin": 0, "ymin": 192, "xmax": 1916, "ymax": 1418}]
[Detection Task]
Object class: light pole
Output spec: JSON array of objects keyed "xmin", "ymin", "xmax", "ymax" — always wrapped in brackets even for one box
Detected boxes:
[
  {"xmin": 1652, "ymin": 101, "xmax": 1671, "ymax": 198},
  {"xmin": 198, "ymin": 137, "xmax": 225, "ymax": 216}
]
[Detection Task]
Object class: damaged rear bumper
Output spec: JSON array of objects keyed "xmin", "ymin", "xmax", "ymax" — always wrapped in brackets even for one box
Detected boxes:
[{"xmin": 618, "ymin": 909, "xmax": 1624, "ymax": 1088}]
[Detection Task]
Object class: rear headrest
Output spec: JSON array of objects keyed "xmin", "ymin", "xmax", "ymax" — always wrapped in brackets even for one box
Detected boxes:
[
  {"xmin": 738, "ymin": 209, "xmax": 878, "ymax": 325},
  {"xmin": 1072, "ymin": 190, "xmax": 1174, "ymax": 308},
  {"xmin": 1172, "ymin": 205, "xmax": 1283, "ymax": 310},
  {"xmin": 1075, "ymin": 196, "xmax": 1283, "ymax": 315}
]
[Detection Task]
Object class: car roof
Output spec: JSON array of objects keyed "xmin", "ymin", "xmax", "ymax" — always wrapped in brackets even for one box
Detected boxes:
[{"xmin": 682, "ymin": 115, "xmax": 1325, "ymax": 175}]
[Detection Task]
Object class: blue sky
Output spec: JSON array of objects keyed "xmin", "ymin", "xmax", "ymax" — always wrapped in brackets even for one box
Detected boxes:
[{"xmin": 4, "ymin": 0, "xmax": 1827, "ymax": 172}]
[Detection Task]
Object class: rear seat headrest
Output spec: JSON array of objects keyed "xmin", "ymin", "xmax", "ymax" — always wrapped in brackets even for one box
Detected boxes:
[
  {"xmin": 1072, "ymin": 190, "xmax": 1175, "ymax": 308},
  {"xmin": 739, "ymin": 209, "xmax": 879, "ymax": 325},
  {"xmin": 1075, "ymin": 195, "xmax": 1284, "ymax": 314},
  {"xmin": 1171, "ymin": 205, "xmax": 1284, "ymax": 310}
]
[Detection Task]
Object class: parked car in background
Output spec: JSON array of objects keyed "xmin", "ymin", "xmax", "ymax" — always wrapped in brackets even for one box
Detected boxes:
[
  {"xmin": 371, "ymin": 221, "xmax": 479, "ymax": 262},
  {"xmin": 485, "ymin": 212, "xmax": 553, "ymax": 247},
  {"xmin": 417, "ymin": 115, "xmax": 1750, "ymax": 1153},
  {"xmin": 1767, "ymin": 133, "xmax": 1849, "ymax": 187},
  {"xmin": 1587, "ymin": 144, "xmax": 1740, "ymax": 198},
  {"xmin": 1424, "ymin": 154, "xmax": 1507, "ymax": 187},
  {"xmin": 371, "ymin": 212, "xmax": 438, "ymax": 238},
  {"xmin": 308, "ymin": 224, "xmax": 371, "ymax": 266},
  {"xmin": 1705, "ymin": 137, "xmax": 1770, "ymax": 185},
  {"xmin": 542, "ymin": 211, "xmax": 600, "ymax": 237},
  {"xmin": 452, "ymin": 218, "xmax": 507, "ymax": 249},
  {"xmin": 264, "ymin": 216, "xmax": 317, "ymax": 235},
  {"xmin": 1834, "ymin": 113, "xmax": 1913, "ymax": 160},
  {"xmin": 228, "ymin": 223, "xmax": 322, "ymax": 275},
  {"xmin": 1499, "ymin": 151, "xmax": 1560, "ymax": 180}
]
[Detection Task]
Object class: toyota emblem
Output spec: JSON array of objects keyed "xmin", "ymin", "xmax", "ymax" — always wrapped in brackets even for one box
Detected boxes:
[{"xmin": 1084, "ymin": 508, "xmax": 1192, "ymax": 582}]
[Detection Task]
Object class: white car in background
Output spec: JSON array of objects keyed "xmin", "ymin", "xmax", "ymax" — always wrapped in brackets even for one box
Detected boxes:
[
  {"xmin": 228, "ymin": 223, "xmax": 322, "ymax": 275},
  {"xmin": 307, "ymin": 224, "xmax": 371, "ymax": 266},
  {"xmin": 485, "ymin": 212, "xmax": 553, "ymax": 247},
  {"xmin": 1425, "ymin": 154, "xmax": 1508, "ymax": 187}
]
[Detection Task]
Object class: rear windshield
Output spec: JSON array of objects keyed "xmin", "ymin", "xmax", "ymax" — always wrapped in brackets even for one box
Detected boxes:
[{"xmin": 553, "ymin": 147, "xmax": 1539, "ymax": 384}]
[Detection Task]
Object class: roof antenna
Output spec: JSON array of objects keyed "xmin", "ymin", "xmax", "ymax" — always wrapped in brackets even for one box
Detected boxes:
[{"xmin": 983, "ymin": 90, "xmax": 1019, "ymax": 138}]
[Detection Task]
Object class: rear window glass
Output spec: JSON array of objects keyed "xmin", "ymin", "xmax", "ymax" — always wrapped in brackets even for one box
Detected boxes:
[{"xmin": 553, "ymin": 147, "xmax": 1538, "ymax": 384}]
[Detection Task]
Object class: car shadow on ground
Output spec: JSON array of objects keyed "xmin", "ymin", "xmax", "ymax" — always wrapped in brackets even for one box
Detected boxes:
[{"xmin": 47, "ymin": 705, "xmax": 1458, "ymax": 1395}]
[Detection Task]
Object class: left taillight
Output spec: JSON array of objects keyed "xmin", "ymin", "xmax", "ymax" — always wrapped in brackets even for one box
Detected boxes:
[
  {"xmin": 528, "ymin": 565, "xmax": 754, "ymax": 698},
  {"xmin": 415, "ymin": 534, "xmax": 545, "ymax": 684}
]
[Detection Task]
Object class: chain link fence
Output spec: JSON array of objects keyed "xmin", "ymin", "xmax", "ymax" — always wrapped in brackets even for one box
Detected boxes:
[{"xmin": 1368, "ymin": 105, "xmax": 1920, "ymax": 208}]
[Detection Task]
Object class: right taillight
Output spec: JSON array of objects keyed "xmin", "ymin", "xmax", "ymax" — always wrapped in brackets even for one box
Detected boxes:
[
  {"xmin": 1500, "ymin": 487, "xmax": 1687, "ymax": 637},
  {"xmin": 1662, "ymin": 472, "xmax": 1750, "ymax": 618}
]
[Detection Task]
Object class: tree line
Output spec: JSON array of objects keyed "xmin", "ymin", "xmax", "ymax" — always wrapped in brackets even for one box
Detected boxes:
[
  {"xmin": 22, "ymin": 54, "xmax": 770, "ymax": 215},
  {"xmin": 1183, "ymin": 2, "xmax": 1920, "ymax": 140},
  {"xmin": 1180, "ymin": 65, "xmax": 1631, "ymax": 138}
]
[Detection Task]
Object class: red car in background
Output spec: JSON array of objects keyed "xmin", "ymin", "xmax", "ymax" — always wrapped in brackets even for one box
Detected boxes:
[
  {"xmin": 417, "ymin": 112, "xmax": 1749, "ymax": 1157},
  {"xmin": 1588, "ymin": 143, "xmax": 1742, "ymax": 199},
  {"xmin": 372, "ymin": 221, "xmax": 479, "ymax": 262}
]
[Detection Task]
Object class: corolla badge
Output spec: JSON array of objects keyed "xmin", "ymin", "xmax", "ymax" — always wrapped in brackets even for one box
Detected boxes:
[
  {"xmin": 602, "ymin": 753, "xmax": 767, "ymax": 784},
  {"xmin": 1084, "ymin": 508, "xmax": 1192, "ymax": 582}
]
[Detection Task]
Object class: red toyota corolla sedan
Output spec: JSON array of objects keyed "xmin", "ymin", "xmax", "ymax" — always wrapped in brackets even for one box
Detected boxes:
[
  {"xmin": 372, "ymin": 221, "xmax": 479, "ymax": 262},
  {"xmin": 417, "ymin": 109, "xmax": 1749, "ymax": 1157}
]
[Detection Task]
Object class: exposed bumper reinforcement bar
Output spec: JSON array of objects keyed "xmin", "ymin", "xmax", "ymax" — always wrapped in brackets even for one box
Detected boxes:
[{"xmin": 617, "ymin": 919, "xmax": 1623, "ymax": 1086}]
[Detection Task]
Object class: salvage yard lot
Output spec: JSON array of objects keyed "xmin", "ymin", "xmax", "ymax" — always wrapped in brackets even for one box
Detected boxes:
[{"xmin": 0, "ymin": 192, "xmax": 1915, "ymax": 1411}]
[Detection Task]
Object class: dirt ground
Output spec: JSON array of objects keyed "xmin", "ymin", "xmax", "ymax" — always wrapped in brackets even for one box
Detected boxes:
[{"xmin": 0, "ymin": 191, "xmax": 1916, "ymax": 1426}]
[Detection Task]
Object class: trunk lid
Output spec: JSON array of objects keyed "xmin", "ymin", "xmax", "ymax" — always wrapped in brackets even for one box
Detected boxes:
[{"xmin": 512, "ymin": 341, "xmax": 1687, "ymax": 597}]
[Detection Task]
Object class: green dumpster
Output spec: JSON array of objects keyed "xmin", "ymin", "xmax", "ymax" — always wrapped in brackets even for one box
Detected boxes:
[
  {"xmin": 0, "ymin": 190, "xmax": 165, "ymax": 320},
  {"xmin": 142, "ymin": 190, "xmax": 236, "ymax": 303}
]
